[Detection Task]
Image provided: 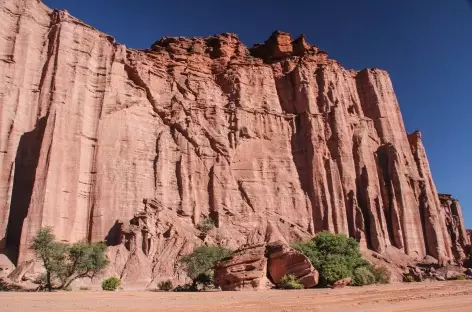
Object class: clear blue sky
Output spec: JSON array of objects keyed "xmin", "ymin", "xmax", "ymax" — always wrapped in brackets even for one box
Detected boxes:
[{"xmin": 42, "ymin": 0, "xmax": 472, "ymax": 227}]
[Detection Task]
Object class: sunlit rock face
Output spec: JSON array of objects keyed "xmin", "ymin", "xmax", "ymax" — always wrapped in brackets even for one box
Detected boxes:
[{"xmin": 0, "ymin": 0, "xmax": 467, "ymax": 284}]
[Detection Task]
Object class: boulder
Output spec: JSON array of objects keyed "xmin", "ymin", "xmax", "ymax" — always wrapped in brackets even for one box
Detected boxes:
[
  {"xmin": 418, "ymin": 255, "xmax": 439, "ymax": 267},
  {"xmin": 7, "ymin": 259, "xmax": 35, "ymax": 283},
  {"xmin": 434, "ymin": 274, "xmax": 446, "ymax": 281},
  {"xmin": 0, "ymin": 255, "xmax": 14, "ymax": 278},
  {"xmin": 465, "ymin": 268, "xmax": 472, "ymax": 276},
  {"xmin": 266, "ymin": 242, "xmax": 318, "ymax": 288},
  {"xmin": 406, "ymin": 266, "xmax": 424, "ymax": 282},
  {"xmin": 445, "ymin": 270, "xmax": 464, "ymax": 280},
  {"xmin": 331, "ymin": 277, "xmax": 352, "ymax": 289},
  {"xmin": 214, "ymin": 244, "xmax": 269, "ymax": 291},
  {"xmin": 0, "ymin": 277, "xmax": 39, "ymax": 292}
]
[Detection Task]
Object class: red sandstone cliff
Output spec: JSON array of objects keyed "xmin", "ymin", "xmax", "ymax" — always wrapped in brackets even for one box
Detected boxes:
[{"xmin": 0, "ymin": 0, "xmax": 468, "ymax": 285}]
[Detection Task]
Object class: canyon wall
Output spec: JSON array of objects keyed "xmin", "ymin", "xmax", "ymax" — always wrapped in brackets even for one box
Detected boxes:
[{"xmin": 0, "ymin": 0, "xmax": 468, "ymax": 284}]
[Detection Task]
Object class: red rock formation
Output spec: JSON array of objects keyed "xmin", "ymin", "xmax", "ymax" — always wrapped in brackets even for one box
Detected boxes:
[
  {"xmin": 214, "ymin": 244, "xmax": 269, "ymax": 291},
  {"xmin": 266, "ymin": 242, "xmax": 319, "ymax": 288},
  {"xmin": 0, "ymin": 0, "xmax": 466, "ymax": 284},
  {"xmin": 438, "ymin": 194, "xmax": 470, "ymax": 262}
]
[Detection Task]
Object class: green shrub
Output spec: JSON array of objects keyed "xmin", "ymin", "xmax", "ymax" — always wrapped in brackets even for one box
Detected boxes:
[
  {"xmin": 352, "ymin": 266, "xmax": 376, "ymax": 286},
  {"xmin": 321, "ymin": 259, "xmax": 352, "ymax": 285},
  {"xmin": 196, "ymin": 218, "xmax": 215, "ymax": 233},
  {"xmin": 404, "ymin": 275, "xmax": 415, "ymax": 283},
  {"xmin": 79, "ymin": 286, "xmax": 90, "ymax": 291},
  {"xmin": 292, "ymin": 232, "xmax": 368, "ymax": 286},
  {"xmin": 179, "ymin": 245, "xmax": 232, "ymax": 288},
  {"xmin": 370, "ymin": 265, "xmax": 391, "ymax": 284},
  {"xmin": 101, "ymin": 277, "xmax": 121, "ymax": 291},
  {"xmin": 456, "ymin": 275, "xmax": 466, "ymax": 281},
  {"xmin": 31, "ymin": 227, "xmax": 109, "ymax": 291},
  {"xmin": 157, "ymin": 280, "xmax": 173, "ymax": 291},
  {"xmin": 278, "ymin": 274, "xmax": 304, "ymax": 289}
]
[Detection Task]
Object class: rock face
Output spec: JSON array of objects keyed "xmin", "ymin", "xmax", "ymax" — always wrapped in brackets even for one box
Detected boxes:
[
  {"xmin": 214, "ymin": 244, "xmax": 269, "ymax": 291},
  {"xmin": 267, "ymin": 242, "xmax": 319, "ymax": 288},
  {"xmin": 0, "ymin": 254, "xmax": 14, "ymax": 278},
  {"xmin": 214, "ymin": 242, "xmax": 319, "ymax": 290},
  {"xmin": 439, "ymin": 194, "xmax": 470, "ymax": 262},
  {"xmin": 0, "ymin": 0, "xmax": 468, "ymax": 284}
]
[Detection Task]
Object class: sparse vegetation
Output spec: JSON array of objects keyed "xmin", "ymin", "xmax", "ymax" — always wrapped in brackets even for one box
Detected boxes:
[
  {"xmin": 404, "ymin": 275, "xmax": 415, "ymax": 283},
  {"xmin": 30, "ymin": 227, "xmax": 109, "ymax": 291},
  {"xmin": 179, "ymin": 245, "xmax": 232, "ymax": 289},
  {"xmin": 196, "ymin": 217, "xmax": 215, "ymax": 234},
  {"xmin": 352, "ymin": 266, "xmax": 376, "ymax": 286},
  {"xmin": 79, "ymin": 286, "xmax": 91, "ymax": 291},
  {"xmin": 278, "ymin": 274, "xmax": 304, "ymax": 289},
  {"xmin": 370, "ymin": 265, "xmax": 391, "ymax": 284},
  {"xmin": 292, "ymin": 232, "xmax": 370, "ymax": 286},
  {"xmin": 157, "ymin": 280, "xmax": 173, "ymax": 291},
  {"xmin": 173, "ymin": 283, "xmax": 197, "ymax": 292},
  {"xmin": 101, "ymin": 277, "xmax": 121, "ymax": 291},
  {"xmin": 456, "ymin": 275, "xmax": 466, "ymax": 281}
]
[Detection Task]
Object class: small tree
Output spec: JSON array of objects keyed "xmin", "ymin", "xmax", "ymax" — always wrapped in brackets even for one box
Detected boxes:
[
  {"xmin": 179, "ymin": 245, "xmax": 232, "ymax": 289},
  {"xmin": 30, "ymin": 227, "xmax": 67, "ymax": 291},
  {"xmin": 30, "ymin": 227, "xmax": 109, "ymax": 291},
  {"xmin": 59, "ymin": 241, "xmax": 109, "ymax": 289}
]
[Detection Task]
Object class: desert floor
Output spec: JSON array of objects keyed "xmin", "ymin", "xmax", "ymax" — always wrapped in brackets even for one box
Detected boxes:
[{"xmin": 2, "ymin": 280, "xmax": 472, "ymax": 312}]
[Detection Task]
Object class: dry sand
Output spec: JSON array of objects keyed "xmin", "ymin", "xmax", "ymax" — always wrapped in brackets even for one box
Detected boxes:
[{"xmin": 2, "ymin": 280, "xmax": 472, "ymax": 312}]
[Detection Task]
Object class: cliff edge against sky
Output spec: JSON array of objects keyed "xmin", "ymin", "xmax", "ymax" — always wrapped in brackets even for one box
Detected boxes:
[{"xmin": 0, "ymin": 0, "xmax": 469, "ymax": 284}]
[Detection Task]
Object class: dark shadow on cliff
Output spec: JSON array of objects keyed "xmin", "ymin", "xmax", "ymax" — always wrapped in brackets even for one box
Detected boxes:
[
  {"xmin": 5, "ymin": 117, "xmax": 46, "ymax": 265},
  {"xmin": 105, "ymin": 221, "xmax": 123, "ymax": 246}
]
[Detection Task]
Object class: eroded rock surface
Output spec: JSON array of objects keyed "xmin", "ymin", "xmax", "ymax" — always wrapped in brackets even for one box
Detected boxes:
[
  {"xmin": 214, "ymin": 244, "xmax": 269, "ymax": 291},
  {"xmin": 0, "ymin": 0, "xmax": 468, "ymax": 283},
  {"xmin": 439, "ymin": 194, "xmax": 470, "ymax": 262},
  {"xmin": 267, "ymin": 242, "xmax": 319, "ymax": 288}
]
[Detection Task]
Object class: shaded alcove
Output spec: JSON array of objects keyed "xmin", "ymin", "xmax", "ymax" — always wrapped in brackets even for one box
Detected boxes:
[{"xmin": 5, "ymin": 117, "xmax": 47, "ymax": 265}]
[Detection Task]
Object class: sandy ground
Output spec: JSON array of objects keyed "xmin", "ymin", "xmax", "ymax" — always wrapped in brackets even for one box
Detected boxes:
[{"xmin": 2, "ymin": 280, "xmax": 472, "ymax": 312}]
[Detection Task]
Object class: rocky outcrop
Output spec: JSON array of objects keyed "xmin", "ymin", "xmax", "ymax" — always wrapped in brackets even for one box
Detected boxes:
[
  {"xmin": 214, "ymin": 242, "xmax": 319, "ymax": 290},
  {"xmin": 6, "ymin": 259, "xmax": 34, "ymax": 283},
  {"xmin": 214, "ymin": 244, "xmax": 269, "ymax": 291},
  {"xmin": 267, "ymin": 242, "xmax": 319, "ymax": 288},
  {"xmin": 0, "ymin": 254, "xmax": 14, "ymax": 278},
  {"xmin": 0, "ymin": 0, "xmax": 467, "ymax": 283},
  {"xmin": 439, "ymin": 194, "xmax": 470, "ymax": 262},
  {"xmin": 331, "ymin": 277, "xmax": 352, "ymax": 289}
]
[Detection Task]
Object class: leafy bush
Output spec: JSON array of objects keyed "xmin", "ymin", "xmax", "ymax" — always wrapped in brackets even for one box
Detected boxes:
[
  {"xmin": 30, "ymin": 227, "xmax": 109, "ymax": 291},
  {"xmin": 157, "ymin": 280, "xmax": 173, "ymax": 291},
  {"xmin": 352, "ymin": 266, "xmax": 376, "ymax": 286},
  {"xmin": 179, "ymin": 245, "xmax": 232, "ymax": 288},
  {"xmin": 278, "ymin": 274, "xmax": 304, "ymax": 289},
  {"xmin": 101, "ymin": 277, "xmax": 121, "ymax": 291},
  {"xmin": 292, "ymin": 232, "xmax": 369, "ymax": 286},
  {"xmin": 370, "ymin": 265, "xmax": 391, "ymax": 284},
  {"xmin": 404, "ymin": 275, "xmax": 415, "ymax": 283},
  {"xmin": 320, "ymin": 258, "xmax": 352, "ymax": 285},
  {"xmin": 456, "ymin": 275, "xmax": 466, "ymax": 281},
  {"xmin": 196, "ymin": 218, "xmax": 215, "ymax": 234},
  {"xmin": 79, "ymin": 286, "xmax": 90, "ymax": 291}
]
